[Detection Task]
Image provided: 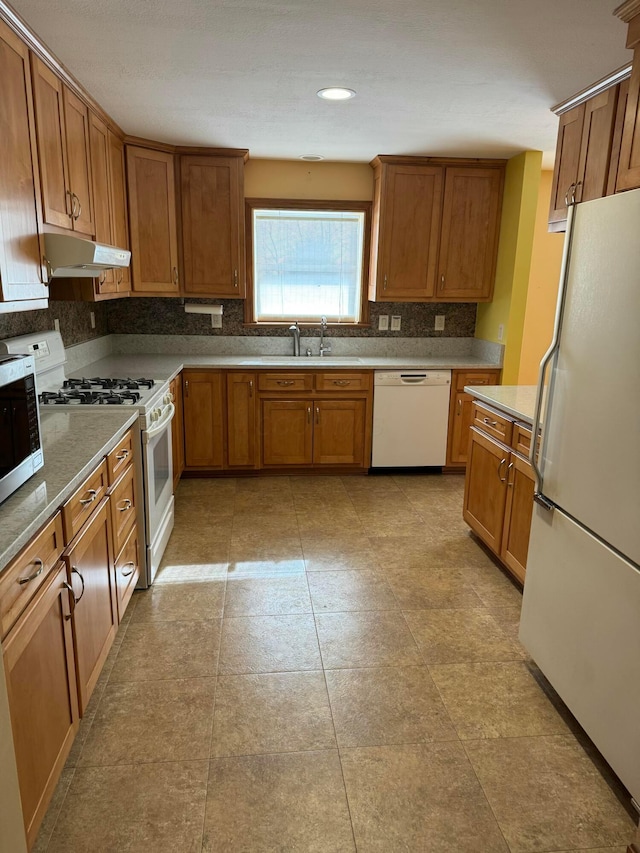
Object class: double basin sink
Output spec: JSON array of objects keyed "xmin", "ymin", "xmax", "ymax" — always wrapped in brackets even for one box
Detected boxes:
[{"xmin": 239, "ymin": 356, "xmax": 364, "ymax": 366}]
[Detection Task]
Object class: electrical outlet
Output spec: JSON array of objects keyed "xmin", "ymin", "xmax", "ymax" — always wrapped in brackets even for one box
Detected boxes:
[
  {"xmin": 53, "ymin": 318, "xmax": 60, "ymax": 332},
  {"xmin": 211, "ymin": 313, "xmax": 222, "ymax": 329},
  {"xmin": 498, "ymin": 323, "xmax": 504, "ymax": 342},
  {"xmin": 390, "ymin": 315, "xmax": 401, "ymax": 331},
  {"xmin": 90, "ymin": 311, "xmax": 96, "ymax": 329},
  {"xmin": 378, "ymin": 315, "xmax": 389, "ymax": 331},
  {"xmin": 435, "ymin": 315, "xmax": 445, "ymax": 331}
]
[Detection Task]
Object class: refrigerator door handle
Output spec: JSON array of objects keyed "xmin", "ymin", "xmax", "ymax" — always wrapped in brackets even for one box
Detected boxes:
[{"xmin": 530, "ymin": 201, "xmax": 578, "ymax": 496}]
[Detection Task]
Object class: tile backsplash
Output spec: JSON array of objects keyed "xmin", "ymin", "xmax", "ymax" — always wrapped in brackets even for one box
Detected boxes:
[{"xmin": 0, "ymin": 301, "xmax": 108, "ymax": 346}]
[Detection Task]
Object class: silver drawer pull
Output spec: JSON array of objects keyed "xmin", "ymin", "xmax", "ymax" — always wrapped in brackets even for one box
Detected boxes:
[
  {"xmin": 333, "ymin": 380, "xmax": 351, "ymax": 386},
  {"xmin": 276, "ymin": 380, "xmax": 295, "ymax": 386},
  {"xmin": 71, "ymin": 567, "xmax": 85, "ymax": 603},
  {"xmin": 121, "ymin": 561, "xmax": 136, "ymax": 577},
  {"xmin": 118, "ymin": 499, "xmax": 133, "ymax": 512},
  {"xmin": 498, "ymin": 458, "xmax": 508, "ymax": 483},
  {"xmin": 79, "ymin": 489, "xmax": 98, "ymax": 506},
  {"xmin": 115, "ymin": 450, "xmax": 129, "ymax": 461},
  {"xmin": 482, "ymin": 417, "xmax": 498, "ymax": 427},
  {"xmin": 18, "ymin": 558, "xmax": 44, "ymax": 585},
  {"xmin": 62, "ymin": 581, "xmax": 76, "ymax": 620}
]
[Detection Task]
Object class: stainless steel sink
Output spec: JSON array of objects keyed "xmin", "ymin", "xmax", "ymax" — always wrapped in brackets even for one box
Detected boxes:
[{"xmin": 238, "ymin": 356, "xmax": 363, "ymax": 366}]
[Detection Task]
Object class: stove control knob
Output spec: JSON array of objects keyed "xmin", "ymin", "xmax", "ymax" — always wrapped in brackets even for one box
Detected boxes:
[
  {"xmin": 150, "ymin": 409, "xmax": 159, "ymax": 422},
  {"xmin": 164, "ymin": 392, "xmax": 174, "ymax": 405}
]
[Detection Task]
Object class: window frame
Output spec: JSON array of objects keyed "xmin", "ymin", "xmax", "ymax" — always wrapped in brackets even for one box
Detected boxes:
[{"xmin": 244, "ymin": 198, "xmax": 371, "ymax": 327}]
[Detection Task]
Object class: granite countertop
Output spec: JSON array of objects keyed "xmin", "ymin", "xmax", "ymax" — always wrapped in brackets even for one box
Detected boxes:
[
  {"xmin": 464, "ymin": 385, "xmax": 539, "ymax": 425},
  {"xmin": 69, "ymin": 354, "xmax": 502, "ymax": 383},
  {"xmin": 0, "ymin": 409, "xmax": 138, "ymax": 575}
]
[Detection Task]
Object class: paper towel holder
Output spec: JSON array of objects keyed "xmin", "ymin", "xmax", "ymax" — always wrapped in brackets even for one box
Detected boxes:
[{"xmin": 184, "ymin": 303, "xmax": 223, "ymax": 327}]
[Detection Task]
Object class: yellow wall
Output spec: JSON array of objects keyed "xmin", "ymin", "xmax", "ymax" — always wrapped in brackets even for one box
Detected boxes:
[
  {"xmin": 475, "ymin": 151, "xmax": 542, "ymax": 384},
  {"xmin": 517, "ymin": 171, "xmax": 565, "ymax": 384},
  {"xmin": 245, "ymin": 159, "xmax": 374, "ymax": 200}
]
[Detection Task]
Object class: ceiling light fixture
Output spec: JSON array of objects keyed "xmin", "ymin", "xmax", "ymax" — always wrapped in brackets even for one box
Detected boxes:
[
  {"xmin": 317, "ymin": 87, "xmax": 356, "ymax": 101},
  {"xmin": 300, "ymin": 154, "xmax": 324, "ymax": 161}
]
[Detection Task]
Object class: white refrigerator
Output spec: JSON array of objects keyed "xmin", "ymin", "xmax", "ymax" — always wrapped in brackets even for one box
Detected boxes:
[{"xmin": 520, "ymin": 188, "xmax": 640, "ymax": 804}]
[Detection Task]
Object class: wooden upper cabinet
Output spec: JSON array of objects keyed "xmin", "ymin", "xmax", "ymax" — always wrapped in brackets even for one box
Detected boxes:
[
  {"xmin": 371, "ymin": 163, "xmax": 443, "ymax": 300},
  {"xmin": 0, "ymin": 20, "xmax": 48, "ymax": 303},
  {"xmin": 108, "ymin": 131, "xmax": 130, "ymax": 292},
  {"xmin": 617, "ymin": 43, "xmax": 640, "ymax": 191},
  {"xmin": 226, "ymin": 373, "xmax": 257, "ymax": 468},
  {"xmin": 182, "ymin": 370, "xmax": 224, "ymax": 469},
  {"xmin": 126, "ymin": 145, "xmax": 179, "ymax": 293},
  {"xmin": 577, "ymin": 87, "xmax": 619, "ymax": 204},
  {"xmin": 181, "ymin": 155, "xmax": 246, "ymax": 296},
  {"xmin": 436, "ymin": 167, "xmax": 503, "ymax": 301},
  {"xmin": 62, "ymin": 87, "xmax": 94, "ymax": 235},
  {"xmin": 548, "ymin": 104, "xmax": 585, "ymax": 229},
  {"xmin": 89, "ymin": 113, "xmax": 116, "ymax": 293}
]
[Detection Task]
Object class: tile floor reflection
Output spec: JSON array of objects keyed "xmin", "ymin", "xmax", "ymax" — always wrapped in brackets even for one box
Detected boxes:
[{"xmin": 34, "ymin": 474, "xmax": 635, "ymax": 852}]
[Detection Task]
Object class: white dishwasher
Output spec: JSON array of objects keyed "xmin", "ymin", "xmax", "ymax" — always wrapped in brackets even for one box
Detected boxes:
[{"xmin": 372, "ymin": 371, "xmax": 452, "ymax": 467}]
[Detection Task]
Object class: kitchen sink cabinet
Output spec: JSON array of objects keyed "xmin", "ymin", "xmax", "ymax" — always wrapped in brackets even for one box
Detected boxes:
[
  {"xmin": 313, "ymin": 399, "xmax": 366, "ymax": 465},
  {"xmin": 262, "ymin": 400, "xmax": 313, "ymax": 466},
  {"xmin": 31, "ymin": 56, "xmax": 94, "ymax": 236},
  {"xmin": 180, "ymin": 155, "xmax": 246, "ymax": 297},
  {"xmin": 446, "ymin": 369, "xmax": 501, "ymax": 467},
  {"xmin": 126, "ymin": 145, "xmax": 180, "ymax": 294},
  {"xmin": 369, "ymin": 156, "xmax": 504, "ymax": 303},
  {"xmin": 0, "ymin": 19, "xmax": 48, "ymax": 309},
  {"xmin": 2, "ymin": 562, "xmax": 79, "ymax": 849},
  {"xmin": 182, "ymin": 370, "xmax": 225, "ymax": 470},
  {"xmin": 170, "ymin": 373, "xmax": 185, "ymax": 488},
  {"xmin": 226, "ymin": 372, "xmax": 258, "ymax": 468}
]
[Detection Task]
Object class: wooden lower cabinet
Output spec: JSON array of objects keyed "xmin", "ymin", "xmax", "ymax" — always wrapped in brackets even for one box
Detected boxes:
[
  {"xmin": 63, "ymin": 498, "xmax": 117, "ymax": 715},
  {"xmin": 114, "ymin": 524, "xmax": 140, "ymax": 620},
  {"xmin": 183, "ymin": 370, "xmax": 224, "ymax": 469},
  {"xmin": 226, "ymin": 373, "xmax": 257, "ymax": 468},
  {"xmin": 313, "ymin": 400, "xmax": 366, "ymax": 465},
  {"xmin": 501, "ymin": 453, "xmax": 535, "ymax": 584},
  {"xmin": 2, "ymin": 562, "xmax": 79, "ymax": 848},
  {"xmin": 170, "ymin": 373, "xmax": 185, "ymax": 488},
  {"xmin": 446, "ymin": 369, "xmax": 501, "ymax": 467},
  {"xmin": 262, "ymin": 400, "xmax": 313, "ymax": 466}
]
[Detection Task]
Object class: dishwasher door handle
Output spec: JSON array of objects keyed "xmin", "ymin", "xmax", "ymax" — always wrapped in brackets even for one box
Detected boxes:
[{"xmin": 400, "ymin": 375, "xmax": 427, "ymax": 384}]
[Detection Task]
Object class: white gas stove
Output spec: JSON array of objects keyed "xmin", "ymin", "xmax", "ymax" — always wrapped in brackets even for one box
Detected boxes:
[{"xmin": 0, "ymin": 331, "xmax": 175, "ymax": 587}]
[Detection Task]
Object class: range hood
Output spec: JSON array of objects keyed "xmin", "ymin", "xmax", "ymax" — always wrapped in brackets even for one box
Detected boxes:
[{"xmin": 44, "ymin": 233, "xmax": 131, "ymax": 279}]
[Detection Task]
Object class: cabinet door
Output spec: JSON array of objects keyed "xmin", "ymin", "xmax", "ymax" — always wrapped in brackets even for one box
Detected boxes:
[
  {"xmin": 89, "ymin": 112, "xmax": 116, "ymax": 292},
  {"xmin": 181, "ymin": 155, "xmax": 245, "ymax": 296},
  {"xmin": 126, "ymin": 146, "xmax": 179, "ymax": 293},
  {"xmin": 617, "ymin": 44, "xmax": 640, "ymax": 191},
  {"xmin": 31, "ymin": 55, "xmax": 72, "ymax": 229},
  {"xmin": 436, "ymin": 167, "xmax": 503, "ymax": 300},
  {"xmin": 262, "ymin": 400, "xmax": 313, "ymax": 466},
  {"xmin": 183, "ymin": 370, "xmax": 224, "ymax": 469},
  {"xmin": 226, "ymin": 373, "xmax": 256, "ymax": 467},
  {"xmin": 576, "ymin": 88, "xmax": 618, "ymax": 204},
  {"xmin": 170, "ymin": 374, "xmax": 185, "ymax": 487},
  {"xmin": 463, "ymin": 427, "xmax": 509, "ymax": 553},
  {"xmin": 447, "ymin": 392, "xmax": 475, "ymax": 466},
  {"xmin": 608, "ymin": 80, "xmax": 630, "ymax": 196},
  {"xmin": 375, "ymin": 164, "xmax": 443, "ymax": 300},
  {"xmin": 64, "ymin": 499, "xmax": 117, "ymax": 715},
  {"xmin": 108, "ymin": 131, "xmax": 131, "ymax": 292},
  {"xmin": 501, "ymin": 453, "xmax": 535, "ymax": 584},
  {"xmin": 548, "ymin": 104, "xmax": 585, "ymax": 228},
  {"xmin": 3, "ymin": 562, "xmax": 79, "ymax": 848},
  {"xmin": 0, "ymin": 21, "xmax": 48, "ymax": 301},
  {"xmin": 63, "ymin": 86, "xmax": 94, "ymax": 235},
  {"xmin": 313, "ymin": 399, "xmax": 366, "ymax": 466}
]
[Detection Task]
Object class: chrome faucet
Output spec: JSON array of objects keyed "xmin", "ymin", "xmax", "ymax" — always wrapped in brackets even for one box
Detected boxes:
[
  {"xmin": 288, "ymin": 322, "xmax": 301, "ymax": 356},
  {"xmin": 319, "ymin": 316, "xmax": 331, "ymax": 357}
]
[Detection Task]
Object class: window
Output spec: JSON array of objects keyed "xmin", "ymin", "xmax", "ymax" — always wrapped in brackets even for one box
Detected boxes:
[{"xmin": 246, "ymin": 199, "xmax": 370, "ymax": 325}]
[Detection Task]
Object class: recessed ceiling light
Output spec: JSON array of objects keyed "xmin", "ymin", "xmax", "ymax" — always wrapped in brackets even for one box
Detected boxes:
[
  {"xmin": 300, "ymin": 154, "xmax": 324, "ymax": 161},
  {"xmin": 317, "ymin": 87, "xmax": 356, "ymax": 101}
]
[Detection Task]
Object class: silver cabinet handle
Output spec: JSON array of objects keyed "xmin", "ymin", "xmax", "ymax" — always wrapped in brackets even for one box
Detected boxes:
[
  {"xmin": 118, "ymin": 498, "xmax": 132, "ymax": 512},
  {"xmin": 332, "ymin": 380, "xmax": 351, "ymax": 386},
  {"xmin": 79, "ymin": 489, "xmax": 98, "ymax": 506},
  {"xmin": 234, "ymin": 269, "xmax": 238, "ymax": 288},
  {"xmin": 71, "ymin": 566, "xmax": 85, "ymax": 603},
  {"xmin": 115, "ymin": 450, "xmax": 129, "ymax": 461},
  {"xmin": 315, "ymin": 406, "xmax": 320, "ymax": 424},
  {"xmin": 457, "ymin": 398, "xmax": 462, "ymax": 414},
  {"xmin": 117, "ymin": 270, "xmax": 123, "ymax": 285},
  {"xmin": 66, "ymin": 189, "xmax": 75, "ymax": 219},
  {"xmin": 498, "ymin": 458, "xmax": 507, "ymax": 483},
  {"xmin": 564, "ymin": 182, "xmax": 577, "ymax": 207},
  {"xmin": 482, "ymin": 417, "xmax": 498, "ymax": 427},
  {"xmin": 18, "ymin": 558, "xmax": 44, "ymax": 585},
  {"xmin": 307, "ymin": 406, "xmax": 311, "ymax": 424},
  {"xmin": 72, "ymin": 193, "xmax": 81, "ymax": 221},
  {"xmin": 441, "ymin": 274, "xmax": 445, "ymax": 285},
  {"xmin": 383, "ymin": 274, "xmax": 387, "ymax": 291},
  {"xmin": 507, "ymin": 461, "xmax": 514, "ymax": 487},
  {"xmin": 121, "ymin": 561, "xmax": 136, "ymax": 577},
  {"xmin": 276, "ymin": 380, "xmax": 295, "ymax": 386},
  {"xmin": 249, "ymin": 380, "xmax": 253, "ymax": 397},
  {"xmin": 62, "ymin": 581, "xmax": 76, "ymax": 621},
  {"xmin": 184, "ymin": 379, "xmax": 189, "ymax": 397},
  {"xmin": 173, "ymin": 266, "xmax": 179, "ymax": 285}
]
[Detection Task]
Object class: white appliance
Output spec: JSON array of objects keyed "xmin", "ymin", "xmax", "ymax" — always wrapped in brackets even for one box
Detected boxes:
[
  {"xmin": 520, "ymin": 189, "xmax": 640, "ymax": 805},
  {"xmin": 0, "ymin": 332, "xmax": 174, "ymax": 587},
  {"xmin": 371, "ymin": 370, "xmax": 451, "ymax": 467},
  {"xmin": 43, "ymin": 233, "xmax": 130, "ymax": 279}
]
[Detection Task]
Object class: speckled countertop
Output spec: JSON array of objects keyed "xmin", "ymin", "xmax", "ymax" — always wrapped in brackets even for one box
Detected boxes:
[
  {"xmin": 69, "ymin": 354, "xmax": 502, "ymax": 383},
  {"xmin": 464, "ymin": 385, "xmax": 539, "ymax": 425},
  {"xmin": 0, "ymin": 409, "xmax": 138, "ymax": 575}
]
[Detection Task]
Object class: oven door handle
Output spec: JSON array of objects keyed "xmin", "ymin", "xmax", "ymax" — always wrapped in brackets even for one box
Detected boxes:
[{"xmin": 143, "ymin": 403, "xmax": 175, "ymax": 442}]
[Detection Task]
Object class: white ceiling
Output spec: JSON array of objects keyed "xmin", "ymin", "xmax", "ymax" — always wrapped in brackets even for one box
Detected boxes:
[{"xmin": 12, "ymin": 0, "xmax": 630, "ymax": 164}]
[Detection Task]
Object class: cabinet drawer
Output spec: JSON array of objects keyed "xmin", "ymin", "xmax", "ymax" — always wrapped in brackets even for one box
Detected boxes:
[
  {"xmin": 315, "ymin": 372, "xmax": 371, "ymax": 392},
  {"xmin": 472, "ymin": 402, "xmax": 513, "ymax": 444},
  {"xmin": 114, "ymin": 524, "xmax": 139, "ymax": 620},
  {"xmin": 455, "ymin": 370, "xmax": 500, "ymax": 391},
  {"xmin": 62, "ymin": 460, "xmax": 109, "ymax": 543},
  {"xmin": 512, "ymin": 423, "xmax": 532, "ymax": 457},
  {"xmin": 258, "ymin": 373, "xmax": 314, "ymax": 392},
  {"xmin": 106, "ymin": 429, "xmax": 134, "ymax": 484},
  {"xmin": 0, "ymin": 512, "xmax": 65, "ymax": 640},
  {"xmin": 109, "ymin": 464, "xmax": 137, "ymax": 555}
]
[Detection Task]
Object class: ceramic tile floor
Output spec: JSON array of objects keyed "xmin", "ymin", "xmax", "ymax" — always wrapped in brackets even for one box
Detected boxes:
[{"xmin": 34, "ymin": 474, "xmax": 636, "ymax": 852}]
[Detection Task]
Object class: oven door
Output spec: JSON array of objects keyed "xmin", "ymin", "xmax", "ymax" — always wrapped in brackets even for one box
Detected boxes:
[{"xmin": 142, "ymin": 402, "xmax": 175, "ymax": 548}]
